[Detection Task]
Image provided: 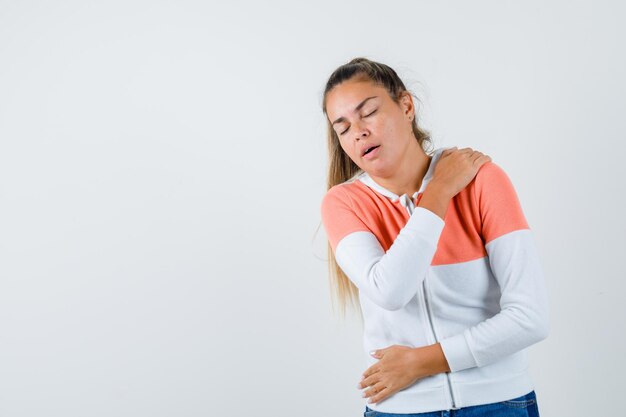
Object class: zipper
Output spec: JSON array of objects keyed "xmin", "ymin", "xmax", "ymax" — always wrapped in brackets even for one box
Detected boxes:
[
  {"xmin": 423, "ymin": 279, "xmax": 459, "ymax": 410},
  {"xmin": 402, "ymin": 195, "xmax": 459, "ymax": 410}
]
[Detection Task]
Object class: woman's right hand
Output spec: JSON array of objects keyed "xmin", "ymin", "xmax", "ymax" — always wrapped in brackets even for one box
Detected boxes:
[{"xmin": 430, "ymin": 147, "xmax": 492, "ymax": 198}]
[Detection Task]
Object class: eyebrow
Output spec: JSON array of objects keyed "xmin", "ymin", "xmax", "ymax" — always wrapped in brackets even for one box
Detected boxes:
[{"xmin": 331, "ymin": 96, "xmax": 378, "ymax": 126}]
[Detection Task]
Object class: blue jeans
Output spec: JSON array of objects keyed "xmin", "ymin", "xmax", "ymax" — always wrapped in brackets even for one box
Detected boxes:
[{"xmin": 364, "ymin": 390, "xmax": 539, "ymax": 417}]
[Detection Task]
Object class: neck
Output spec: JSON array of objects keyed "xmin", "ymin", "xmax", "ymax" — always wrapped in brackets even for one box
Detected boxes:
[{"xmin": 370, "ymin": 140, "xmax": 431, "ymax": 197}]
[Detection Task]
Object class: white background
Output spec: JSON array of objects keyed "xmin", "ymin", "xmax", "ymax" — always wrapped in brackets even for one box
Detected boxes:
[{"xmin": 1, "ymin": 1, "xmax": 624, "ymax": 416}]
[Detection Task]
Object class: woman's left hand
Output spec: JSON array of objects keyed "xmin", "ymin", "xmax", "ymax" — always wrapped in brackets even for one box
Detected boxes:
[{"xmin": 357, "ymin": 343, "xmax": 450, "ymax": 405}]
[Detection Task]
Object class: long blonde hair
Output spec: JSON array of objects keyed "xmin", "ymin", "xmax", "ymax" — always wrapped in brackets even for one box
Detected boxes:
[{"xmin": 320, "ymin": 57, "xmax": 433, "ymax": 320}]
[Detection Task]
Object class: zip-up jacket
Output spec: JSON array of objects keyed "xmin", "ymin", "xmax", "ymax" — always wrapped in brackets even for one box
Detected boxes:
[{"xmin": 320, "ymin": 146, "xmax": 550, "ymax": 413}]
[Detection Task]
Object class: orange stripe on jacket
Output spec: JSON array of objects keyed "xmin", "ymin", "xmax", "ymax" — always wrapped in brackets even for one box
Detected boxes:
[{"xmin": 320, "ymin": 161, "xmax": 529, "ymax": 266}]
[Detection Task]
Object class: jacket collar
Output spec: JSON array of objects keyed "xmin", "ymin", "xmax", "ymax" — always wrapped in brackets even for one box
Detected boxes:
[{"xmin": 355, "ymin": 146, "xmax": 448, "ymax": 202}]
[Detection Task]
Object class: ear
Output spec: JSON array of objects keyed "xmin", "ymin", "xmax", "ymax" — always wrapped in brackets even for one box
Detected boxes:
[{"xmin": 399, "ymin": 91, "xmax": 414, "ymax": 120}]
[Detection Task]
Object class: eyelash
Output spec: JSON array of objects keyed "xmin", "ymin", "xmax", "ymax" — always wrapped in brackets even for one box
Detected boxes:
[{"xmin": 339, "ymin": 109, "xmax": 377, "ymax": 136}]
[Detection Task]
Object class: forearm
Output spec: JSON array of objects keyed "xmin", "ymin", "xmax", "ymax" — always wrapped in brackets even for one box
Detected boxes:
[
  {"xmin": 333, "ymin": 205, "xmax": 446, "ymax": 311},
  {"xmin": 437, "ymin": 230, "xmax": 550, "ymax": 372}
]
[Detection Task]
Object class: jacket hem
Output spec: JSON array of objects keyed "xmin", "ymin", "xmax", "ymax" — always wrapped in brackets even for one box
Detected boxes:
[{"xmin": 364, "ymin": 369, "xmax": 534, "ymax": 414}]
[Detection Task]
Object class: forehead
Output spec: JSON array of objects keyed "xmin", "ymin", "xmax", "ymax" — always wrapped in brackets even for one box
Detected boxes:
[{"xmin": 326, "ymin": 80, "xmax": 387, "ymax": 119}]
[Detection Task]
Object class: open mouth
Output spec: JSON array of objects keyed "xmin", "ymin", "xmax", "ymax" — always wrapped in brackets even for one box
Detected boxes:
[{"xmin": 363, "ymin": 145, "xmax": 380, "ymax": 156}]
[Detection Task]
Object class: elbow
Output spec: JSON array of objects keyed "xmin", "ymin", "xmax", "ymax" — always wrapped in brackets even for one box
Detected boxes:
[
  {"xmin": 364, "ymin": 264, "xmax": 417, "ymax": 311},
  {"xmin": 369, "ymin": 295, "xmax": 406, "ymax": 311},
  {"xmin": 531, "ymin": 322, "xmax": 549, "ymax": 344},
  {"xmin": 378, "ymin": 299, "xmax": 407, "ymax": 312},
  {"xmin": 533, "ymin": 302, "xmax": 551, "ymax": 342},
  {"xmin": 504, "ymin": 293, "xmax": 550, "ymax": 343},
  {"xmin": 536, "ymin": 314, "xmax": 550, "ymax": 341},
  {"xmin": 369, "ymin": 290, "xmax": 413, "ymax": 311},
  {"xmin": 527, "ymin": 308, "xmax": 550, "ymax": 343},
  {"xmin": 507, "ymin": 304, "xmax": 550, "ymax": 344}
]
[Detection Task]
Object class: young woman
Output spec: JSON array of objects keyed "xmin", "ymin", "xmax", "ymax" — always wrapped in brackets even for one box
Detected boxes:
[{"xmin": 320, "ymin": 57, "xmax": 550, "ymax": 416}]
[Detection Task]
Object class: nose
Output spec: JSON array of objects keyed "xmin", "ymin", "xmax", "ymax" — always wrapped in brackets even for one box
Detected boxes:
[{"xmin": 353, "ymin": 120, "xmax": 369, "ymax": 141}]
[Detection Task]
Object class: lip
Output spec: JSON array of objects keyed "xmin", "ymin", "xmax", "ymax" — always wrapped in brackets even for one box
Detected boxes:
[
  {"xmin": 362, "ymin": 145, "xmax": 381, "ymax": 160},
  {"xmin": 361, "ymin": 144, "xmax": 380, "ymax": 157}
]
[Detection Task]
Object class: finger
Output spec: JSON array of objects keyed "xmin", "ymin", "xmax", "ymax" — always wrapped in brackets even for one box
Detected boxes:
[
  {"xmin": 358, "ymin": 372, "xmax": 380, "ymax": 390},
  {"xmin": 368, "ymin": 386, "xmax": 392, "ymax": 405},
  {"xmin": 362, "ymin": 364, "xmax": 380, "ymax": 380},
  {"xmin": 441, "ymin": 146, "xmax": 458, "ymax": 157},
  {"xmin": 473, "ymin": 154, "xmax": 491, "ymax": 166},
  {"xmin": 363, "ymin": 381, "xmax": 386, "ymax": 400},
  {"xmin": 469, "ymin": 151, "xmax": 484, "ymax": 163}
]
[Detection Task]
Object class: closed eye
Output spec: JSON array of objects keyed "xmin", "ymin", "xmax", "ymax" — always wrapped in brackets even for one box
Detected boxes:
[{"xmin": 339, "ymin": 109, "xmax": 378, "ymax": 136}]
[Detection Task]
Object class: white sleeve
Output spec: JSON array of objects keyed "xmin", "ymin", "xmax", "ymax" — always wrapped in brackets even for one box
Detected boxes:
[
  {"xmin": 438, "ymin": 229, "xmax": 551, "ymax": 372},
  {"xmin": 334, "ymin": 206, "xmax": 445, "ymax": 311}
]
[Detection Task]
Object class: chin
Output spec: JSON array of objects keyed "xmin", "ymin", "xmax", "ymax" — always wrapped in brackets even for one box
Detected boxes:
[{"xmin": 365, "ymin": 163, "xmax": 394, "ymax": 177}]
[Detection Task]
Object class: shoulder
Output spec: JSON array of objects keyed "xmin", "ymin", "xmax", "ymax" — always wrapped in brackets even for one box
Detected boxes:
[
  {"xmin": 472, "ymin": 160, "xmax": 517, "ymax": 197},
  {"xmin": 320, "ymin": 180, "xmax": 363, "ymax": 210},
  {"xmin": 475, "ymin": 160, "xmax": 509, "ymax": 184},
  {"xmin": 320, "ymin": 184, "xmax": 357, "ymax": 230},
  {"xmin": 321, "ymin": 183, "xmax": 351, "ymax": 209},
  {"xmin": 320, "ymin": 183, "xmax": 372, "ymax": 252},
  {"xmin": 472, "ymin": 160, "xmax": 529, "ymax": 240}
]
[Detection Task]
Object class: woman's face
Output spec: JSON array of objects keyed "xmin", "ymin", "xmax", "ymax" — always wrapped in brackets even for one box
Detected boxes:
[{"xmin": 325, "ymin": 78, "xmax": 414, "ymax": 176}]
